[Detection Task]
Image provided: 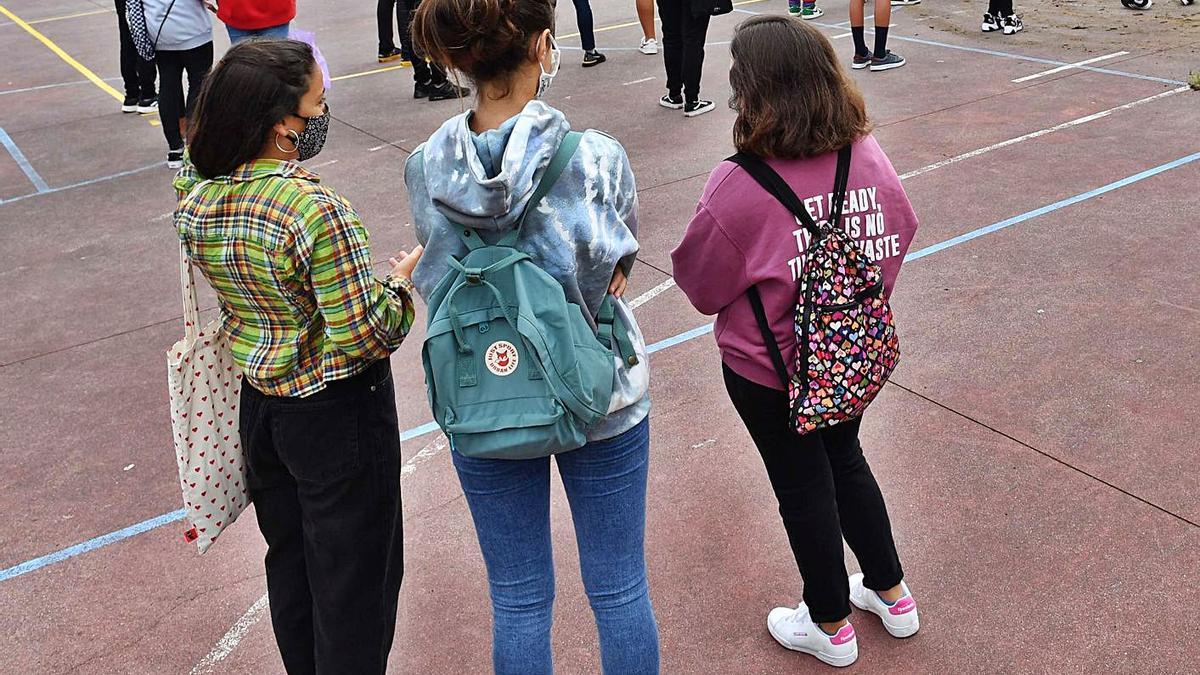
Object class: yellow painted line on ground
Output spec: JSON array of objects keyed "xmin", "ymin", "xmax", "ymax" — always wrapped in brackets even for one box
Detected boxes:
[
  {"xmin": 0, "ymin": 2, "xmax": 123, "ymax": 101},
  {"xmin": 28, "ymin": 7, "xmax": 114, "ymax": 25},
  {"xmin": 330, "ymin": 62, "xmax": 411, "ymax": 82},
  {"xmin": 558, "ymin": 0, "xmax": 768, "ymax": 40}
]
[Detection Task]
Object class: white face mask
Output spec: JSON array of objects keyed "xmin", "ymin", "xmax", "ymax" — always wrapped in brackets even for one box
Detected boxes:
[{"xmin": 535, "ymin": 33, "xmax": 561, "ymax": 100}]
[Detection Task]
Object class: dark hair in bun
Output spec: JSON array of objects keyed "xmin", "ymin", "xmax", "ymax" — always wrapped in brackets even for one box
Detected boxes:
[{"xmin": 413, "ymin": 0, "xmax": 555, "ymax": 95}]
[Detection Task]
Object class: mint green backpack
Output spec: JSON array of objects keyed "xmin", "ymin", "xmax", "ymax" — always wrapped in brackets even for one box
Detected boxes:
[{"xmin": 419, "ymin": 132, "xmax": 639, "ymax": 459}]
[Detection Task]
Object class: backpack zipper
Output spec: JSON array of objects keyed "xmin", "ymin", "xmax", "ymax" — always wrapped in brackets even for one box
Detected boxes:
[{"xmin": 818, "ymin": 280, "xmax": 884, "ymax": 313}]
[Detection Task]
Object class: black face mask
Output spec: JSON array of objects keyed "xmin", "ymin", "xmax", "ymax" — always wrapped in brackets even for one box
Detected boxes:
[{"xmin": 288, "ymin": 104, "xmax": 330, "ymax": 161}]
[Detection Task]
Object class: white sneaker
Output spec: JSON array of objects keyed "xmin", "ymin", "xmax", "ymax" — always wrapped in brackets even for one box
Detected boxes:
[
  {"xmin": 767, "ymin": 603, "xmax": 858, "ymax": 667},
  {"xmin": 639, "ymin": 37, "xmax": 659, "ymax": 55},
  {"xmin": 848, "ymin": 573, "xmax": 920, "ymax": 638}
]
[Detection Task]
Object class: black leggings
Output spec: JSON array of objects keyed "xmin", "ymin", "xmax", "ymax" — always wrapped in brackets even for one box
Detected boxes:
[
  {"xmin": 722, "ymin": 364, "xmax": 904, "ymax": 624},
  {"xmin": 376, "ymin": 0, "xmax": 445, "ymax": 84},
  {"xmin": 657, "ymin": 0, "xmax": 710, "ymax": 103},
  {"xmin": 155, "ymin": 42, "xmax": 212, "ymax": 150},
  {"xmin": 988, "ymin": 0, "xmax": 1014, "ymax": 16},
  {"xmin": 114, "ymin": 0, "xmax": 156, "ymax": 100}
]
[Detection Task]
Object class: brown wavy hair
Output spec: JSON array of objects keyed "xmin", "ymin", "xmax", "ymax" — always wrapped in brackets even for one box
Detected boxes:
[
  {"xmin": 729, "ymin": 15, "xmax": 871, "ymax": 158},
  {"xmin": 412, "ymin": 0, "xmax": 555, "ymax": 98}
]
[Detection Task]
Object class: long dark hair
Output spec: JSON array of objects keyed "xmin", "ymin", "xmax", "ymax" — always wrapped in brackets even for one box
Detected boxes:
[
  {"xmin": 412, "ymin": 0, "xmax": 554, "ymax": 97},
  {"xmin": 188, "ymin": 39, "xmax": 315, "ymax": 178},
  {"xmin": 729, "ymin": 16, "xmax": 871, "ymax": 158}
]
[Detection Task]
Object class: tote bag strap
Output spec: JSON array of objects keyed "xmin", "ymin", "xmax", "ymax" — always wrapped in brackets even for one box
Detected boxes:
[{"xmin": 178, "ymin": 179, "xmax": 212, "ymax": 344}]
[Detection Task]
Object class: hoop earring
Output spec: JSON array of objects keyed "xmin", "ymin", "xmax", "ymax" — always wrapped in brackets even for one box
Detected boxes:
[{"xmin": 274, "ymin": 130, "xmax": 299, "ymax": 154}]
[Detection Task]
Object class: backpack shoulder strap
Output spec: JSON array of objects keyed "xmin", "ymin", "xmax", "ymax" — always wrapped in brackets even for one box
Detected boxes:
[
  {"xmin": 746, "ymin": 286, "xmax": 791, "ymax": 389},
  {"xmin": 827, "ymin": 145, "xmax": 853, "ymax": 229},
  {"xmin": 724, "ymin": 153, "xmax": 819, "ymax": 235},
  {"xmin": 500, "ymin": 130, "xmax": 584, "ymax": 246}
]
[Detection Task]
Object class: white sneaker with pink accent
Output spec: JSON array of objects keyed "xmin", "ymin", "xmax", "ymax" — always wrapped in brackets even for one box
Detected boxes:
[
  {"xmin": 766, "ymin": 602, "xmax": 859, "ymax": 667},
  {"xmin": 848, "ymin": 573, "xmax": 920, "ymax": 638}
]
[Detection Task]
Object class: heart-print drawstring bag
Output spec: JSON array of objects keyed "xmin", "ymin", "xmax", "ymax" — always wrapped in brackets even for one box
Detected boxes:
[{"xmin": 167, "ymin": 240, "xmax": 249, "ymax": 553}]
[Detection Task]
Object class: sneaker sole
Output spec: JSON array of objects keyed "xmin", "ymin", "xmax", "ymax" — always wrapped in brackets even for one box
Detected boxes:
[
  {"xmin": 851, "ymin": 61, "xmax": 871, "ymax": 69},
  {"xmin": 767, "ymin": 620, "xmax": 858, "ymax": 667},
  {"xmin": 659, "ymin": 100, "xmax": 684, "ymax": 110},
  {"xmin": 801, "ymin": 11, "xmax": 824, "ymax": 20},
  {"xmin": 121, "ymin": 106, "xmax": 138, "ymax": 113},
  {"xmin": 378, "ymin": 55, "xmax": 403, "ymax": 63},
  {"xmin": 1003, "ymin": 27, "xmax": 1023, "ymax": 35},
  {"xmin": 848, "ymin": 593, "xmax": 921, "ymax": 638},
  {"xmin": 683, "ymin": 106, "xmax": 713, "ymax": 117},
  {"xmin": 582, "ymin": 59, "xmax": 606, "ymax": 68},
  {"xmin": 869, "ymin": 61, "xmax": 906, "ymax": 71}
]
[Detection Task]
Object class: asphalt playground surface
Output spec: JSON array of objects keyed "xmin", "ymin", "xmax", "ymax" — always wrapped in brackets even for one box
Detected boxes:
[{"xmin": 1, "ymin": 0, "xmax": 1198, "ymax": 672}]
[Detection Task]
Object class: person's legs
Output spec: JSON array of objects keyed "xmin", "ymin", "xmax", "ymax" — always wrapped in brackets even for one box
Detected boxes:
[
  {"xmin": 226, "ymin": 25, "xmax": 250, "ymax": 43},
  {"xmin": 180, "ymin": 42, "xmax": 213, "ymax": 134},
  {"xmin": 154, "ymin": 50, "xmax": 185, "ymax": 150},
  {"xmin": 241, "ymin": 382, "xmax": 317, "ymax": 675},
  {"xmin": 636, "ymin": 0, "xmax": 656, "ymax": 39},
  {"xmin": 271, "ymin": 361, "xmax": 405, "ymax": 674},
  {"xmin": 872, "ymin": 0, "xmax": 893, "ymax": 58},
  {"xmin": 398, "ymin": 0, "xmax": 446, "ymax": 85},
  {"xmin": 572, "ymin": 0, "xmax": 597, "ymax": 51},
  {"xmin": 452, "ymin": 451, "xmax": 555, "ymax": 675},
  {"xmin": 257, "ymin": 23, "xmax": 291, "ymax": 39},
  {"xmin": 819, "ymin": 419, "xmax": 904, "ymax": 595},
  {"xmin": 656, "ymin": 0, "xmax": 683, "ymax": 100},
  {"xmin": 722, "ymin": 366, "xmax": 852, "ymax": 625},
  {"xmin": 377, "ymin": 0, "xmax": 396, "ymax": 53},
  {"xmin": 115, "ymin": 0, "xmax": 138, "ymax": 102},
  {"xmin": 680, "ymin": 7, "xmax": 710, "ymax": 103},
  {"xmin": 557, "ymin": 418, "xmax": 659, "ymax": 675}
]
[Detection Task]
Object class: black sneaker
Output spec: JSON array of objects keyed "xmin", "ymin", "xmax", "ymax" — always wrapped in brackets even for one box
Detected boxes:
[
  {"xmin": 167, "ymin": 148, "xmax": 184, "ymax": 170},
  {"xmin": 137, "ymin": 97, "xmax": 158, "ymax": 114},
  {"xmin": 869, "ymin": 50, "xmax": 906, "ymax": 71},
  {"xmin": 414, "ymin": 80, "xmax": 432, "ymax": 99},
  {"xmin": 122, "ymin": 96, "xmax": 138, "ymax": 113},
  {"xmin": 582, "ymin": 50, "xmax": 607, "ymax": 67},
  {"xmin": 427, "ymin": 81, "xmax": 471, "ymax": 101},
  {"xmin": 659, "ymin": 93, "xmax": 684, "ymax": 110},
  {"xmin": 1001, "ymin": 14, "xmax": 1024, "ymax": 35},
  {"xmin": 683, "ymin": 99, "xmax": 714, "ymax": 117},
  {"xmin": 851, "ymin": 52, "xmax": 872, "ymax": 69},
  {"xmin": 378, "ymin": 47, "xmax": 403, "ymax": 63}
]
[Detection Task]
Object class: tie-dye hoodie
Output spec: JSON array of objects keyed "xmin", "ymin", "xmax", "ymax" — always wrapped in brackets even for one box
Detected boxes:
[{"xmin": 404, "ymin": 100, "xmax": 650, "ymax": 442}]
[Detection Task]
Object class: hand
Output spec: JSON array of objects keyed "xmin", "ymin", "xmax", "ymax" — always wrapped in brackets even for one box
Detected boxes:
[
  {"xmin": 389, "ymin": 245, "xmax": 424, "ymax": 281},
  {"xmin": 608, "ymin": 267, "xmax": 628, "ymax": 298},
  {"xmin": 204, "ymin": 1, "xmax": 218, "ymax": 12}
]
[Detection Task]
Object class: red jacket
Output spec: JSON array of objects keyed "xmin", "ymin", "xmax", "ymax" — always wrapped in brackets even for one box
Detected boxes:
[{"xmin": 217, "ymin": 0, "xmax": 295, "ymax": 30}]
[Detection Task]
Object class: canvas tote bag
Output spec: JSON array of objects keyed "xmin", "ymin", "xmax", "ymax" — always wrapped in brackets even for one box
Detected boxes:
[{"xmin": 167, "ymin": 236, "xmax": 249, "ymax": 553}]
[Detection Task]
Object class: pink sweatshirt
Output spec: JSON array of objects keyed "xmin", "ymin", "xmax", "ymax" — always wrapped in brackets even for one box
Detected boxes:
[{"xmin": 672, "ymin": 135, "xmax": 919, "ymax": 391}]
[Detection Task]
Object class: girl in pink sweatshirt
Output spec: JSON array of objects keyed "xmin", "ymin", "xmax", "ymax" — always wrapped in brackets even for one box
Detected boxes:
[{"xmin": 672, "ymin": 15, "xmax": 921, "ymax": 668}]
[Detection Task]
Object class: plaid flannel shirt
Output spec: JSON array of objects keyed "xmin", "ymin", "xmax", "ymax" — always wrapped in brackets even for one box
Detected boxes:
[{"xmin": 174, "ymin": 159, "xmax": 414, "ymax": 397}]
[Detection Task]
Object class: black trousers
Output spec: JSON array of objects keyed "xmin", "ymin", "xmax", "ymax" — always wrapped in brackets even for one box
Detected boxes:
[
  {"xmin": 656, "ymin": 0, "xmax": 710, "ymax": 103},
  {"xmin": 571, "ymin": 0, "xmax": 596, "ymax": 51},
  {"xmin": 988, "ymin": 0, "xmax": 1014, "ymax": 15},
  {"xmin": 241, "ymin": 359, "xmax": 404, "ymax": 675},
  {"xmin": 155, "ymin": 42, "xmax": 212, "ymax": 150},
  {"xmin": 722, "ymin": 365, "xmax": 904, "ymax": 624},
  {"xmin": 114, "ymin": 0, "xmax": 156, "ymax": 100},
  {"xmin": 376, "ymin": 0, "xmax": 445, "ymax": 84}
]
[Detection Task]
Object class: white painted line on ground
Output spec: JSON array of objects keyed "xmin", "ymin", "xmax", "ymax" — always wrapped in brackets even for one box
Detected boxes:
[
  {"xmin": 623, "ymin": 76, "xmax": 656, "ymax": 86},
  {"xmin": 189, "ymin": 593, "xmax": 270, "ymax": 674},
  {"xmin": 629, "ymin": 278, "xmax": 677, "ymax": 310},
  {"xmin": 898, "ymin": 86, "xmax": 1190, "ymax": 180},
  {"xmin": 308, "ymin": 159, "xmax": 339, "ymax": 169},
  {"xmin": 1011, "ymin": 51, "xmax": 1129, "ymax": 83},
  {"xmin": 832, "ymin": 33, "xmax": 853, "ymax": 39}
]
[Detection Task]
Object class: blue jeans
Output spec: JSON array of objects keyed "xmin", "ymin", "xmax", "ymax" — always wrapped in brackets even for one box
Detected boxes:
[
  {"xmin": 452, "ymin": 417, "xmax": 659, "ymax": 675},
  {"xmin": 226, "ymin": 22, "xmax": 290, "ymax": 43}
]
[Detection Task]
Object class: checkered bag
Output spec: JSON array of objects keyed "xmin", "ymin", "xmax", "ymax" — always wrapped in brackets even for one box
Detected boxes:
[
  {"xmin": 167, "ymin": 239, "xmax": 250, "ymax": 553},
  {"xmin": 731, "ymin": 146, "xmax": 901, "ymax": 435},
  {"xmin": 125, "ymin": 0, "xmax": 157, "ymax": 61}
]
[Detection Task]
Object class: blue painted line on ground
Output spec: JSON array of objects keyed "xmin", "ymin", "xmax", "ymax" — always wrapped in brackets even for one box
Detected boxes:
[
  {"xmin": 0, "ymin": 77, "xmax": 122, "ymax": 97},
  {"xmin": 0, "ymin": 161, "xmax": 162, "ymax": 206},
  {"xmin": 0, "ymin": 126, "xmax": 50, "ymax": 192},
  {"xmin": 905, "ymin": 151, "xmax": 1200, "ymax": 262},
  {"xmin": 3, "ymin": 151, "xmax": 1196, "ymax": 584},
  {"xmin": 0, "ymin": 509, "xmax": 186, "ymax": 582}
]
